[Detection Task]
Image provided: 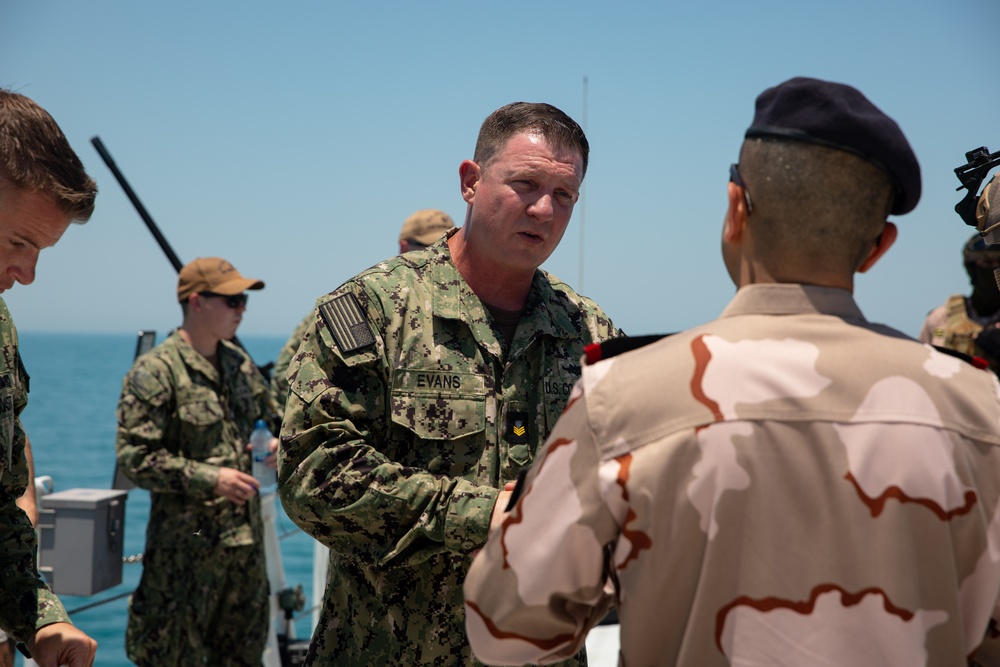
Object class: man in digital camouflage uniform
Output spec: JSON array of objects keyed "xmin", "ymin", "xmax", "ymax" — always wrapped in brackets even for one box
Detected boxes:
[
  {"xmin": 0, "ymin": 87, "xmax": 98, "ymax": 667},
  {"xmin": 116, "ymin": 257, "xmax": 278, "ymax": 666},
  {"xmin": 268, "ymin": 209, "xmax": 456, "ymax": 417},
  {"xmin": 920, "ymin": 177, "xmax": 1000, "ymax": 373},
  {"xmin": 466, "ymin": 78, "xmax": 1000, "ymax": 666},
  {"xmin": 279, "ymin": 102, "xmax": 619, "ymax": 666}
]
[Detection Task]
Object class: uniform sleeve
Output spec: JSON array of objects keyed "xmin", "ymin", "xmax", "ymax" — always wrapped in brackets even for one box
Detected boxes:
[
  {"xmin": 464, "ymin": 380, "xmax": 618, "ymax": 666},
  {"xmin": 0, "ymin": 420, "xmax": 70, "ymax": 643},
  {"xmin": 244, "ymin": 346, "xmax": 281, "ymax": 433},
  {"xmin": 919, "ymin": 305, "xmax": 946, "ymax": 345},
  {"xmin": 269, "ymin": 313, "xmax": 313, "ymax": 418},
  {"xmin": 277, "ymin": 286, "xmax": 499, "ymax": 567},
  {"xmin": 115, "ymin": 357, "xmax": 219, "ymax": 496}
]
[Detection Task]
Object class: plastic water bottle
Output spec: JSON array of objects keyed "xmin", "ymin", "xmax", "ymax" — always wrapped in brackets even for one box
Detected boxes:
[{"xmin": 250, "ymin": 419, "xmax": 278, "ymax": 496}]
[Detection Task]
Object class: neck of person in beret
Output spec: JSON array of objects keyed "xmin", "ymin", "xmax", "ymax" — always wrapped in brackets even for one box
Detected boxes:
[
  {"xmin": 722, "ymin": 138, "xmax": 897, "ymax": 293},
  {"xmin": 449, "ymin": 131, "xmax": 584, "ymax": 310},
  {"xmin": 179, "ymin": 291, "xmax": 247, "ymax": 362}
]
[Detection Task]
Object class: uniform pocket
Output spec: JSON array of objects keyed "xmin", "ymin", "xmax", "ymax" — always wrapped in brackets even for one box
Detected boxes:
[
  {"xmin": 0, "ymin": 371, "xmax": 15, "ymax": 468},
  {"xmin": 542, "ymin": 371, "xmax": 578, "ymax": 434},
  {"xmin": 391, "ymin": 393, "xmax": 485, "ymax": 440},
  {"xmin": 175, "ymin": 389, "xmax": 226, "ymax": 457},
  {"xmin": 389, "ymin": 369, "xmax": 487, "ymax": 477}
]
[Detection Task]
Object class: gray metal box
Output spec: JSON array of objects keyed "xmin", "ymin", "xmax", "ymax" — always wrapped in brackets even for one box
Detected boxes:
[{"xmin": 38, "ymin": 488, "xmax": 127, "ymax": 596}]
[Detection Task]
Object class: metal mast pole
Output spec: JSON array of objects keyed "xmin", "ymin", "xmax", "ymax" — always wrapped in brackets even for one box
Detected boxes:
[{"xmin": 579, "ymin": 75, "xmax": 588, "ymax": 292}]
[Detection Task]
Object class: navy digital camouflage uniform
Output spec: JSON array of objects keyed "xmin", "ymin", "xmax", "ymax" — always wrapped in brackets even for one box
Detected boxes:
[
  {"xmin": 116, "ymin": 331, "xmax": 275, "ymax": 666},
  {"xmin": 0, "ymin": 298, "xmax": 70, "ymax": 647},
  {"xmin": 279, "ymin": 231, "xmax": 620, "ymax": 666}
]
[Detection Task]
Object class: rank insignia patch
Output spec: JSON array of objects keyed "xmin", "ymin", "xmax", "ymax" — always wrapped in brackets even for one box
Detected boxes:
[
  {"xmin": 507, "ymin": 410, "xmax": 529, "ymax": 444},
  {"xmin": 320, "ymin": 293, "xmax": 376, "ymax": 354}
]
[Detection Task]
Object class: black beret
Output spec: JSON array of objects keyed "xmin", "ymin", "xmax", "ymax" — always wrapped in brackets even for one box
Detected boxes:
[{"xmin": 745, "ymin": 77, "xmax": 921, "ymax": 216}]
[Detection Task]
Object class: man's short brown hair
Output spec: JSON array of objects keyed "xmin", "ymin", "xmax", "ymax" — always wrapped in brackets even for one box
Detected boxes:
[
  {"xmin": 0, "ymin": 88, "xmax": 97, "ymax": 222},
  {"xmin": 473, "ymin": 102, "xmax": 589, "ymax": 178}
]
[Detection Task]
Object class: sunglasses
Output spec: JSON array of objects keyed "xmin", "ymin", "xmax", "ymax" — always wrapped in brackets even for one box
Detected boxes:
[
  {"xmin": 729, "ymin": 163, "xmax": 754, "ymax": 214},
  {"xmin": 199, "ymin": 292, "xmax": 248, "ymax": 308}
]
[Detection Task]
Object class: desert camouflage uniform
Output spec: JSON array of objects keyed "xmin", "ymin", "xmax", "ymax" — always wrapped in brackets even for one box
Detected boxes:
[
  {"xmin": 116, "ymin": 331, "xmax": 274, "ymax": 666},
  {"xmin": 0, "ymin": 298, "xmax": 70, "ymax": 647},
  {"xmin": 466, "ymin": 284, "xmax": 1000, "ymax": 667},
  {"xmin": 269, "ymin": 312, "xmax": 312, "ymax": 417},
  {"xmin": 279, "ymin": 232, "xmax": 619, "ymax": 666},
  {"xmin": 919, "ymin": 294, "xmax": 987, "ymax": 356},
  {"xmin": 920, "ymin": 294, "xmax": 1000, "ymax": 376}
]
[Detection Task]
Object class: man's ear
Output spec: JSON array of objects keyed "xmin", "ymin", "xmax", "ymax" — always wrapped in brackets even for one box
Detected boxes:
[
  {"xmin": 459, "ymin": 160, "xmax": 481, "ymax": 205},
  {"xmin": 723, "ymin": 181, "xmax": 748, "ymax": 244},
  {"xmin": 858, "ymin": 221, "xmax": 897, "ymax": 273}
]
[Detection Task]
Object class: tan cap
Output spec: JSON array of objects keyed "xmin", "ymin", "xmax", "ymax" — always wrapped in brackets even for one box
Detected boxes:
[
  {"xmin": 177, "ymin": 257, "xmax": 264, "ymax": 303},
  {"xmin": 978, "ymin": 174, "xmax": 1000, "ymax": 237},
  {"xmin": 399, "ymin": 209, "xmax": 455, "ymax": 246}
]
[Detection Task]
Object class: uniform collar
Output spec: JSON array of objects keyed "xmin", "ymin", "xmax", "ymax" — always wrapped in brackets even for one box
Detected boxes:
[
  {"xmin": 168, "ymin": 330, "xmax": 243, "ymax": 382},
  {"xmin": 418, "ymin": 238, "xmax": 580, "ymax": 359},
  {"xmin": 721, "ymin": 284, "xmax": 867, "ymax": 322}
]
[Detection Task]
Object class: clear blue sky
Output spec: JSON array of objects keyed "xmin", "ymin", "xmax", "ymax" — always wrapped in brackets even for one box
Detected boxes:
[{"xmin": 3, "ymin": 0, "xmax": 999, "ymax": 345}]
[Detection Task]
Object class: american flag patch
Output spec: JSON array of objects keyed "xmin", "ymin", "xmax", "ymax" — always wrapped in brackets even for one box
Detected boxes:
[{"xmin": 319, "ymin": 293, "xmax": 376, "ymax": 353}]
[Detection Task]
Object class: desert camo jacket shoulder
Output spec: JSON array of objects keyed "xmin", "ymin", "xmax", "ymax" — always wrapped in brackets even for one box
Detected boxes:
[
  {"xmin": 116, "ymin": 331, "xmax": 274, "ymax": 550},
  {"xmin": 465, "ymin": 283, "xmax": 1000, "ymax": 667},
  {"xmin": 279, "ymin": 237, "xmax": 619, "ymax": 666},
  {"xmin": 0, "ymin": 298, "xmax": 70, "ymax": 643}
]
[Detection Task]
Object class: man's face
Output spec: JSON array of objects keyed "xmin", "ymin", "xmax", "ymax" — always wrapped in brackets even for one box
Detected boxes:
[
  {"xmin": 461, "ymin": 132, "xmax": 583, "ymax": 275},
  {"xmin": 196, "ymin": 292, "xmax": 247, "ymax": 341},
  {"xmin": 0, "ymin": 183, "xmax": 73, "ymax": 293}
]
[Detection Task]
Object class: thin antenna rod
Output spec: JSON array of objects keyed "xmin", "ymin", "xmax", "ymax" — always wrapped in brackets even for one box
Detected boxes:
[{"xmin": 579, "ymin": 75, "xmax": 588, "ymax": 292}]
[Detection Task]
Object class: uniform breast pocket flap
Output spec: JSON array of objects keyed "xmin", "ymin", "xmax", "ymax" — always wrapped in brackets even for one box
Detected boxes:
[
  {"xmin": 177, "ymin": 394, "xmax": 226, "ymax": 427},
  {"xmin": 390, "ymin": 393, "xmax": 485, "ymax": 441}
]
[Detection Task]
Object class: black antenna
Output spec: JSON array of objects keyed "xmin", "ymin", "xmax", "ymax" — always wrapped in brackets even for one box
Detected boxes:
[
  {"xmin": 90, "ymin": 136, "xmax": 183, "ymax": 272},
  {"xmin": 90, "ymin": 136, "xmax": 274, "ymax": 385}
]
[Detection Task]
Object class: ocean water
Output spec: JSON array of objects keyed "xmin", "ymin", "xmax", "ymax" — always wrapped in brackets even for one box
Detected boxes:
[{"xmin": 16, "ymin": 331, "xmax": 319, "ymax": 666}]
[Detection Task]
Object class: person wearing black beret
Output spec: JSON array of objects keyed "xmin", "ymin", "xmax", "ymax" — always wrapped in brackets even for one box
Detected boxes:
[
  {"xmin": 744, "ymin": 76, "xmax": 921, "ymax": 215},
  {"xmin": 464, "ymin": 77, "xmax": 1000, "ymax": 666}
]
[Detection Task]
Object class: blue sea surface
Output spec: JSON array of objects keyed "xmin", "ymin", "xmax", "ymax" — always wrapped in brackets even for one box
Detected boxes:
[{"xmin": 16, "ymin": 331, "xmax": 319, "ymax": 666}]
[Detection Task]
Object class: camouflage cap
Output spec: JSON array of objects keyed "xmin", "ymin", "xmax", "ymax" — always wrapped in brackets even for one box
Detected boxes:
[
  {"xmin": 399, "ymin": 209, "xmax": 455, "ymax": 246},
  {"xmin": 177, "ymin": 257, "xmax": 264, "ymax": 303}
]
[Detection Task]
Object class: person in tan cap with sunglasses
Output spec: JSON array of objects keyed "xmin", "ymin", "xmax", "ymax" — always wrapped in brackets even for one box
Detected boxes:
[{"xmin": 115, "ymin": 256, "xmax": 278, "ymax": 667}]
